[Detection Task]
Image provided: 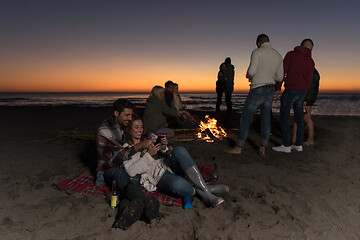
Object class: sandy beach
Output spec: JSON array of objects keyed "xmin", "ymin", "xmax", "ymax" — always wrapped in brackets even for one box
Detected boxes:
[{"xmin": 0, "ymin": 106, "xmax": 360, "ymax": 240}]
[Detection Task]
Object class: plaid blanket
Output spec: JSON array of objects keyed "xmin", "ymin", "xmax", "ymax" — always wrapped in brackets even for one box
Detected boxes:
[
  {"xmin": 52, "ymin": 172, "xmax": 110, "ymax": 196},
  {"xmin": 53, "ymin": 162, "xmax": 217, "ymax": 206}
]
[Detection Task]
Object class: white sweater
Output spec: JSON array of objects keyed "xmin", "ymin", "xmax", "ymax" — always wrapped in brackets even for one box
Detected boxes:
[
  {"xmin": 122, "ymin": 144, "xmax": 171, "ymax": 192},
  {"xmin": 246, "ymin": 42, "xmax": 284, "ymax": 89}
]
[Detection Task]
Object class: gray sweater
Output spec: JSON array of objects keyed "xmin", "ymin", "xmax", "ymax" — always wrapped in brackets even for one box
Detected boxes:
[{"xmin": 143, "ymin": 95, "xmax": 180, "ymax": 133}]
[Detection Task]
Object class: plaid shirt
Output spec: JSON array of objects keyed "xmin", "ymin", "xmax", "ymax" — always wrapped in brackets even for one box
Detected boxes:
[{"xmin": 96, "ymin": 117, "xmax": 130, "ymax": 172}]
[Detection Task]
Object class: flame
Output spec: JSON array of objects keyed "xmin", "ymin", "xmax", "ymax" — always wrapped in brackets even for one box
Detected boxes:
[{"xmin": 197, "ymin": 115, "xmax": 227, "ymax": 142}]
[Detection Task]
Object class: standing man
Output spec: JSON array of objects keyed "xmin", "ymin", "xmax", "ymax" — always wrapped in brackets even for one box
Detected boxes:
[
  {"xmin": 272, "ymin": 39, "xmax": 315, "ymax": 153},
  {"xmin": 216, "ymin": 57, "xmax": 235, "ymax": 114},
  {"xmin": 225, "ymin": 34, "xmax": 283, "ymax": 156}
]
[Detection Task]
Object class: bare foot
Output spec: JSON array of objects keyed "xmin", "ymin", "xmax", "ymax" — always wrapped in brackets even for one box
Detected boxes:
[
  {"xmin": 224, "ymin": 146, "xmax": 242, "ymax": 154},
  {"xmin": 258, "ymin": 145, "xmax": 265, "ymax": 156},
  {"xmin": 303, "ymin": 141, "xmax": 314, "ymax": 146}
]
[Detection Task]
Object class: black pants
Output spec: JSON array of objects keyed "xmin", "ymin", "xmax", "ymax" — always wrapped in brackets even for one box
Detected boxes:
[{"xmin": 216, "ymin": 86, "xmax": 233, "ymax": 113}]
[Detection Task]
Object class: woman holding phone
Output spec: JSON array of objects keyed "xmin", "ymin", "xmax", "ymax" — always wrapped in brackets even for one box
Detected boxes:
[{"xmin": 122, "ymin": 116, "xmax": 228, "ymax": 208}]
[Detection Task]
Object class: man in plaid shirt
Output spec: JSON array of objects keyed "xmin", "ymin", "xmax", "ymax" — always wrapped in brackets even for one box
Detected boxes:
[
  {"xmin": 96, "ymin": 98, "xmax": 158, "ymax": 230},
  {"xmin": 96, "ymin": 98, "xmax": 152, "ymax": 196}
]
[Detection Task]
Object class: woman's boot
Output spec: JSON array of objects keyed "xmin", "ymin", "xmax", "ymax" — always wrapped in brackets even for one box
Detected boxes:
[
  {"xmin": 207, "ymin": 184, "xmax": 229, "ymax": 195},
  {"xmin": 185, "ymin": 165, "xmax": 224, "ymax": 207}
]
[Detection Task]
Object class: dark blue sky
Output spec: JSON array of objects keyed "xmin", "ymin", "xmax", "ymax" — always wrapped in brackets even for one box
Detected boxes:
[{"xmin": 1, "ymin": 0, "xmax": 359, "ymax": 91}]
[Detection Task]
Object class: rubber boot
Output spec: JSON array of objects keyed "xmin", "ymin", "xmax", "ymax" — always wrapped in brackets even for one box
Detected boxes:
[
  {"xmin": 185, "ymin": 166, "xmax": 224, "ymax": 208},
  {"xmin": 207, "ymin": 184, "xmax": 229, "ymax": 195}
]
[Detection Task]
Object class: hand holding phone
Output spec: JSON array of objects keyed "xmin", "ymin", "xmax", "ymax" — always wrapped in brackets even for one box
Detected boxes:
[{"xmin": 154, "ymin": 136, "xmax": 163, "ymax": 145}]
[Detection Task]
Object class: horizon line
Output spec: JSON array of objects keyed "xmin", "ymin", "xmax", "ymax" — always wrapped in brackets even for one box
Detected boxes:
[{"xmin": 1, "ymin": 90, "xmax": 360, "ymax": 94}]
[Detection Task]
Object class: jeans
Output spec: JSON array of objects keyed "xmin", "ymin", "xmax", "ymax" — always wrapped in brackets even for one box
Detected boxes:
[
  {"xmin": 216, "ymin": 86, "xmax": 233, "ymax": 113},
  {"xmin": 103, "ymin": 167, "xmax": 130, "ymax": 198},
  {"xmin": 280, "ymin": 89, "xmax": 307, "ymax": 147},
  {"xmin": 157, "ymin": 146, "xmax": 195, "ymax": 197},
  {"xmin": 236, "ymin": 86, "xmax": 274, "ymax": 147}
]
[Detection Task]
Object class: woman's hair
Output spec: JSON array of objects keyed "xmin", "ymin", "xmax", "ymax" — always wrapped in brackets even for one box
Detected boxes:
[
  {"xmin": 219, "ymin": 62, "xmax": 226, "ymax": 73},
  {"xmin": 150, "ymin": 85, "xmax": 165, "ymax": 99},
  {"xmin": 125, "ymin": 115, "xmax": 144, "ymax": 145}
]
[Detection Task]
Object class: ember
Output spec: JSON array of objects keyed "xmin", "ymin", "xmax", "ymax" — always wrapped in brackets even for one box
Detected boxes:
[{"xmin": 197, "ymin": 115, "xmax": 227, "ymax": 142}]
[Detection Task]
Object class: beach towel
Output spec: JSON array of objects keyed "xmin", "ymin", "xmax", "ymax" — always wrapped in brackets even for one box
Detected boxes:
[{"xmin": 53, "ymin": 162, "xmax": 217, "ymax": 206}]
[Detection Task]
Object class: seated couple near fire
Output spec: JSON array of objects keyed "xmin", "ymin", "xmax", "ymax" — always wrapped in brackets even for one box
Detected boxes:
[
  {"xmin": 96, "ymin": 98, "xmax": 228, "ymax": 230},
  {"xmin": 143, "ymin": 85, "xmax": 191, "ymax": 138},
  {"xmin": 123, "ymin": 116, "xmax": 229, "ymax": 208}
]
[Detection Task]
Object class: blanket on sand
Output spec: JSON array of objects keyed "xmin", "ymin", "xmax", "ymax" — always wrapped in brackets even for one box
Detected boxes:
[{"xmin": 53, "ymin": 162, "xmax": 217, "ymax": 207}]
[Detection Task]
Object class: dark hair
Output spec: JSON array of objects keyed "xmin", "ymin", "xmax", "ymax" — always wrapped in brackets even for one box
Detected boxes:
[
  {"xmin": 300, "ymin": 39, "xmax": 314, "ymax": 48},
  {"xmin": 125, "ymin": 115, "xmax": 144, "ymax": 145},
  {"xmin": 256, "ymin": 34, "xmax": 269, "ymax": 45},
  {"xmin": 113, "ymin": 98, "xmax": 135, "ymax": 113},
  {"xmin": 224, "ymin": 57, "xmax": 231, "ymax": 65},
  {"xmin": 219, "ymin": 62, "xmax": 226, "ymax": 73},
  {"xmin": 165, "ymin": 80, "xmax": 175, "ymax": 88}
]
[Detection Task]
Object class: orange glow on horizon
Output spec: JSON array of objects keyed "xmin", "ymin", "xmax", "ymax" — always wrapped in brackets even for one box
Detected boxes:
[{"xmin": 1, "ymin": 62, "xmax": 359, "ymax": 93}]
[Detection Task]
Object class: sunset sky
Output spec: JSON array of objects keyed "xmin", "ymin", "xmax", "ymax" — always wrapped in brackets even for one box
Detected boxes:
[{"xmin": 1, "ymin": 0, "xmax": 359, "ymax": 93}]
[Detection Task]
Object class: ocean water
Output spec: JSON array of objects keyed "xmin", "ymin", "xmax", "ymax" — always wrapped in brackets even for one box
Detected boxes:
[{"xmin": 0, "ymin": 92, "xmax": 360, "ymax": 117}]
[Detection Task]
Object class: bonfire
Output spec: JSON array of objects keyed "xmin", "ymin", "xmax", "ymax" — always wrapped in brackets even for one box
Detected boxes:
[{"xmin": 197, "ymin": 115, "xmax": 227, "ymax": 142}]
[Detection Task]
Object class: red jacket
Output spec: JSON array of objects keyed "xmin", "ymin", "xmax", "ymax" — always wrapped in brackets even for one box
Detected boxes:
[{"xmin": 276, "ymin": 46, "xmax": 314, "ymax": 91}]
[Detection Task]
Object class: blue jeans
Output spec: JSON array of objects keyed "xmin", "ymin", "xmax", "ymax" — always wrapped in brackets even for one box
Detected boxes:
[
  {"xmin": 157, "ymin": 146, "xmax": 195, "ymax": 197},
  {"xmin": 280, "ymin": 89, "xmax": 307, "ymax": 147},
  {"xmin": 102, "ymin": 167, "xmax": 130, "ymax": 198},
  {"xmin": 236, "ymin": 86, "xmax": 274, "ymax": 147}
]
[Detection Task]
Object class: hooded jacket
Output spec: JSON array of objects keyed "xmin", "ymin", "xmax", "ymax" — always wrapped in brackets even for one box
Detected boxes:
[
  {"xmin": 276, "ymin": 46, "xmax": 315, "ymax": 91},
  {"xmin": 223, "ymin": 64, "xmax": 235, "ymax": 88}
]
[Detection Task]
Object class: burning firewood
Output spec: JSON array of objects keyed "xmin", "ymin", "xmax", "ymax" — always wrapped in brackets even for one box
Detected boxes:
[{"xmin": 197, "ymin": 115, "xmax": 227, "ymax": 142}]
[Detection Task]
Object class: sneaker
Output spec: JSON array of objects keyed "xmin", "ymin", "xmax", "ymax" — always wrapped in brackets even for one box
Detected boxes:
[
  {"xmin": 112, "ymin": 199, "xmax": 144, "ymax": 230},
  {"xmin": 291, "ymin": 145, "xmax": 303, "ymax": 152},
  {"xmin": 272, "ymin": 145, "xmax": 291, "ymax": 153}
]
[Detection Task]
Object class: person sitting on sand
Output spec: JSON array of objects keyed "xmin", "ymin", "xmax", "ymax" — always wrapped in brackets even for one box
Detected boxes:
[
  {"xmin": 292, "ymin": 68, "xmax": 320, "ymax": 146},
  {"xmin": 95, "ymin": 98, "xmax": 160, "ymax": 230},
  {"xmin": 164, "ymin": 81, "xmax": 191, "ymax": 129},
  {"xmin": 173, "ymin": 83, "xmax": 186, "ymax": 111},
  {"xmin": 169, "ymin": 83, "xmax": 192, "ymax": 127},
  {"xmin": 123, "ymin": 116, "xmax": 229, "ymax": 208},
  {"xmin": 143, "ymin": 86, "xmax": 189, "ymax": 138}
]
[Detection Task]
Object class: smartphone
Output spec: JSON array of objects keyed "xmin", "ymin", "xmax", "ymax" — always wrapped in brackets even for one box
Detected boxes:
[{"xmin": 154, "ymin": 136, "xmax": 163, "ymax": 145}]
